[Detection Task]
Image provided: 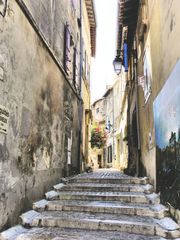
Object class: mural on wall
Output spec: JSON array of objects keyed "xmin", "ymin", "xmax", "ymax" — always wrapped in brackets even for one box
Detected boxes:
[{"xmin": 153, "ymin": 59, "xmax": 180, "ymax": 209}]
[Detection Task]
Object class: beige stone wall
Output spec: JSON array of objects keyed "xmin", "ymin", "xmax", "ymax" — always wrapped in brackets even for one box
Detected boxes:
[
  {"xmin": 81, "ymin": 0, "xmax": 93, "ymax": 168},
  {"xmin": 92, "ymin": 99, "xmax": 105, "ymax": 123},
  {"xmin": 20, "ymin": 0, "xmax": 80, "ymax": 74},
  {"xmin": 0, "ymin": 0, "xmax": 81, "ymax": 230},
  {"xmin": 136, "ymin": 0, "xmax": 180, "ymax": 186},
  {"xmin": 82, "ymin": 80, "xmax": 90, "ymax": 165},
  {"xmin": 113, "ymin": 73, "xmax": 128, "ymax": 170},
  {"xmin": 90, "ymin": 98, "xmax": 105, "ymax": 169}
]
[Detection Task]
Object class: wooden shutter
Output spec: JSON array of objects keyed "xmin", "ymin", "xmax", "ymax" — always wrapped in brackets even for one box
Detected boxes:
[
  {"xmin": 64, "ymin": 24, "xmax": 71, "ymax": 74},
  {"xmin": 73, "ymin": 47, "xmax": 78, "ymax": 86}
]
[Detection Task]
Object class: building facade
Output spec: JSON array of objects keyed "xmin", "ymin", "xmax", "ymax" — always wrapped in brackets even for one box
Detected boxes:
[
  {"xmin": 113, "ymin": 74, "xmax": 128, "ymax": 171},
  {"xmin": 103, "ymin": 87, "xmax": 114, "ymax": 168},
  {"xmin": 0, "ymin": 0, "xmax": 95, "ymax": 230},
  {"xmin": 90, "ymin": 80, "xmax": 128, "ymax": 171},
  {"xmin": 90, "ymin": 98, "xmax": 106, "ymax": 169},
  {"xmin": 115, "ymin": 0, "xmax": 180, "ymax": 221},
  {"xmin": 81, "ymin": 0, "xmax": 96, "ymax": 171}
]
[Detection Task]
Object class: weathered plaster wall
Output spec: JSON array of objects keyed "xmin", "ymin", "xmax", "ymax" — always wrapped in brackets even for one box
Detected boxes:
[
  {"xmin": 0, "ymin": 0, "xmax": 80, "ymax": 230},
  {"xmin": 21, "ymin": 0, "xmax": 80, "ymax": 70},
  {"xmin": 92, "ymin": 99, "xmax": 105, "ymax": 123},
  {"xmin": 81, "ymin": 0, "xmax": 92, "ymax": 168},
  {"xmin": 137, "ymin": 0, "xmax": 180, "ymax": 186}
]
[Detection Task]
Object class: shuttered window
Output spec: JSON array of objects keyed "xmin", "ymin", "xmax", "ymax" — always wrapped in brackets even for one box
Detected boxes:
[
  {"xmin": 73, "ymin": 46, "xmax": 78, "ymax": 86},
  {"xmin": 64, "ymin": 24, "xmax": 71, "ymax": 74}
]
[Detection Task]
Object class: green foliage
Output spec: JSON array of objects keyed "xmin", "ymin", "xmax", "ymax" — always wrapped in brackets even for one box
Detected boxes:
[{"xmin": 90, "ymin": 127, "xmax": 106, "ymax": 149}]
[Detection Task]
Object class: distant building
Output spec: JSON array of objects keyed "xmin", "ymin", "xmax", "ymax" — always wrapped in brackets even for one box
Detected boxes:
[
  {"xmin": 90, "ymin": 98, "xmax": 106, "ymax": 169},
  {"xmin": 90, "ymin": 78, "xmax": 128, "ymax": 171}
]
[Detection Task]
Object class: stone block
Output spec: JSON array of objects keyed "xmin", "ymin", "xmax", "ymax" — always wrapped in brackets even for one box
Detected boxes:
[
  {"xmin": 33, "ymin": 199, "xmax": 49, "ymax": 212},
  {"xmin": 45, "ymin": 191, "xmax": 59, "ymax": 200},
  {"xmin": 0, "ymin": 225, "xmax": 28, "ymax": 240},
  {"xmin": 20, "ymin": 210, "xmax": 40, "ymax": 227},
  {"xmin": 53, "ymin": 183, "xmax": 66, "ymax": 191}
]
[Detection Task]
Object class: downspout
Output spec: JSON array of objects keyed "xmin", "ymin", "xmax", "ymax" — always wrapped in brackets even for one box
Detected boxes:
[
  {"xmin": 79, "ymin": 0, "xmax": 83, "ymax": 97},
  {"xmin": 77, "ymin": 0, "xmax": 83, "ymax": 173},
  {"xmin": 134, "ymin": 39, "xmax": 141, "ymax": 176},
  {"xmin": 112, "ymin": 87, "xmax": 115, "ymax": 166},
  {"xmin": 120, "ymin": 27, "xmax": 130, "ymax": 173}
]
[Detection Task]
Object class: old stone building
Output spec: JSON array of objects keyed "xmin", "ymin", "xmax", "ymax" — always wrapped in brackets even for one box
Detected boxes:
[
  {"xmin": 0, "ymin": 0, "xmax": 95, "ymax": 231},
  {"xmin": 90, "ymin": 79, "xmax": 128, "ymax": 171},
  {"xmin": 90, "ymin": 98, "xmax": 105, "ymax": 169},
  {"xmin": 101, "ymin": 77, "xmax": 128, "ymax": 170},
  {"xmin": 81, "ymin": 0, "xmax": 96, "ymax": 171},
  {"xmin": 115, "ymin": 0, "xmax": 180, "ymax": 221}
]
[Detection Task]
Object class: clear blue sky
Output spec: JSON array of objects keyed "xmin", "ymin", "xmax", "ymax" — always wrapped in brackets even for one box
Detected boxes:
[{"xmin": 91, "ymin": 0, "xmax": 118, "ymax": 103}]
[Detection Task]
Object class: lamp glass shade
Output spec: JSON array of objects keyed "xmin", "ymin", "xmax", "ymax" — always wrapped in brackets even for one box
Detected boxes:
[{"xmin": 113, "ymin": 57, "xmax": 122, "ymax": 75}]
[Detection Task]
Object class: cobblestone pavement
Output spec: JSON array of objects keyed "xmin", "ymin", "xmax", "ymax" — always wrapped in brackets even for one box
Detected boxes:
[{"xmin": 0, "ymin": 169, "xmax": 180, "ymax": 239}]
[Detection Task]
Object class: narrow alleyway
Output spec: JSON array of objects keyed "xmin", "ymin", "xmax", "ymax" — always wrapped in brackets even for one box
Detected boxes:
[{"xmin": 0, "ymin": 169, "xmax": 179, "ymax": 239}]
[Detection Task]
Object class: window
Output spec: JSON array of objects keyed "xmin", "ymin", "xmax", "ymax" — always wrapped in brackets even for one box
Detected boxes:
[
  {"xmin": 96, "ymin": 108, "xmax": 99, "ymax": 114},
  {"xmin": 143, "ymin": 51, "xmax": 152, "ymax": 103},
  {"xmin": 73, "ymin": 46, "xmax": 78, "ymax": 87},
  {"xmin": 64, "ymin": 24, "xmax": 71, "ymax": 74},
  {"xmin": 82, "ymin": 50, "xmax": 86, "ymax": 79},
  {"xmin": 143, "ymin": 34, "xmax": 152, "ymax": 103},
  {"xmin": 108, "ymin": 145, "xmax": 112, "ymax": 163}
]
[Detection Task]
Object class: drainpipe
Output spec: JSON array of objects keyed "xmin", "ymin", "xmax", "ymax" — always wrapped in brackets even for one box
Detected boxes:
[
  {"xmin": 112, "ymin": 87, "xmax": 115, "ymax": 166},
  {"xmin": 134, "ymin": 39, "xmax": 141, "ymax": 176},
  {"xmin": 79, "ymin": 0, "xmax": 83, "ymax": 97},
  {"xmin": 77, "ymin": 0, "xmax": 83, "ymax": 173}
]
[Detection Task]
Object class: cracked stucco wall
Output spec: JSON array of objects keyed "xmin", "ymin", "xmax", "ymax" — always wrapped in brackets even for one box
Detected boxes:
[{"xmin": 0, "ymin": 0, "xmax": 80, "ymax": 230}]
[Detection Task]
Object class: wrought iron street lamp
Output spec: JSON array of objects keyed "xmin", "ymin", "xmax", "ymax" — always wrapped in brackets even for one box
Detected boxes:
[
  {"xmin": 105, "ymin": 120, "xmax": 113, "ymax": 133},
  {"xmin": 113, "ymin": 55, "xmax": 122, "ymax": 75}
]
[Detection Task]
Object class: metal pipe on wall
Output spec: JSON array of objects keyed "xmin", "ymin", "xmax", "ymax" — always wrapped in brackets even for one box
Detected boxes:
[{"xmin": 77, "ymin": 0, "xmax": 83, "ymax": 173}]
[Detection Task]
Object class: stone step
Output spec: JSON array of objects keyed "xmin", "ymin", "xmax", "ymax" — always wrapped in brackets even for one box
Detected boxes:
[
  {"xmin": 45, "ymin": 190, "xmax": 160, "ymax": 204},
  {"xmin": 33, "ymin": 199, "xmax": 168, "ymax": 219},
  {"xmin": 69, "ymin": 176, "xmax": 149, "ymax": 185},
  {"xmin": 0, "ymin": 225, "xmax": 28, "ymax": 240},
  {"xmin": 0, "ymin": 226, "xmax": 171, "ymax": 240},
  {"xmin": 54, "ymin": 183, "xmax": 154, "ymax": 194},
  {"xmin": 19, "ymin": 210, "xmax": 180, "ymax": 238}
]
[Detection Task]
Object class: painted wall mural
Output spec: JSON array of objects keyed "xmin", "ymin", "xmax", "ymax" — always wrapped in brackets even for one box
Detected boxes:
[{"xmin": 153, "ymin": 59, "xmax": 180, "ymax": 209}]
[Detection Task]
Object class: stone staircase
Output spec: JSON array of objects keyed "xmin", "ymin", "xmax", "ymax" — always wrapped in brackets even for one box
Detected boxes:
[{"xmin": 0, "ymin": 170, "xmax": 180, "ymax": 240}]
